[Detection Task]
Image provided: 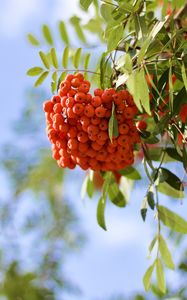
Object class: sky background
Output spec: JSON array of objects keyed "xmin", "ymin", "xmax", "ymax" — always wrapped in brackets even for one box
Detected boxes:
[{"xmin": 0, "ymin": 1, "xmax": 187, "ymax": 300}]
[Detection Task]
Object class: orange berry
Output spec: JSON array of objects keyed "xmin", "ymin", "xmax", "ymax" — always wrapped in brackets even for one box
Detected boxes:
[
  {"xmin": 87, "ymin": 148, "xmax": 97, "ymax": 157},
  {"xmin": 119, "ymin": 123, "xmax": 129, "ymax": 134},
  {"xmin": 78, "ymin": 143, "xmax": 89, "ymax": 153},
  {"xmin": 77, "ymin": 131, "xmax": 88, "ymax": 143},
  {"xmin": 51, "ymin": 95, "xmax": 61, "ymax": 104},
  {"xmin": 91, "ymin": 96, "xmax": 102, "ymax": 107},
  {"xmin": 99, "ymin": 119, "xmax": 108, "ymax": 131},
  {"xmin": 74, "ymin": 73, "xmax": 84, "ymax": 82},
  {"xmin": 124, "ymin": 107, "xmax": 136, "ymax": 119},
  {"xmin": 75, "ymin": 92, "xmax": 86, "ymax": 103},
  {"xmin": 117, "ymin": 135, "xmax": 129, "ymax": 146},
  {"xmin": 67, "ymin": 107, "xmax": 77, "ymax": 119},
  {"xmin": 78, "ymin": 81, "xmax": 90, "ymax": 93},
  {"xmin": 80, "ymin": 115, "xmax": 90, "ymax": 127},
  {"xmin": 53, "ymin": 103, "xmax": 62, "ymax": 114},
  {"xmin": 43, "ymin": 101, "xmax": 54, "ymax": 113},
  {"xmin": 71, "ymin": 78, "xmax": 81, "ymax": 88},
  {"xmin": 87, "ymin": 125, "xmax": 99, "ymax": 135},
  {"xmin": 66, "ymin": 97, "xmax": 75, "ymax": 108},
  {"xmin": 65, "ymin": 74, "xmax": 74, "ymax": 82},
  {"xmin": 97, "ymin": 131, "xmax": 108, "ymax": 141},
  {"xmin": 95, "ymin": 106, "xmax": 106, "ymax": 118},
  {"xmin": 67, "ymin": 138, "xmax": 78, "ymax": 150},
  {"xmin": 136, "ymin": 120, "xmax": 147, "ymax": 131},
  {"xmin": 67, "ymin": 127, "xmax": 78, "ymax": 138},
  {"xmin": 91, "ymin": 116, "xmax": 100, "ymax": 125},
  {"xmin": 53, "ymin": 113, "xmax": 64, "ymax": 125},
  {"xmin": 73, "ymin": 103, "xmax": 84, "ymax": 115},
  {"xmin": 94, "ymin": 88, "xmax": 103, "ymax": 96},
  {"xmin": 84, "ymin": 104, "xmax": 95, "ymax": 118},
  {"xmin": 67, "ymin": 89, "xmax": 77, "ymax": 97}
]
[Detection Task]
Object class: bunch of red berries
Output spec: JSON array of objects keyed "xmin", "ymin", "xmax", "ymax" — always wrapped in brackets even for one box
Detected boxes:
[{"xmin": 43, "ymin": 73, "xmax": 140, "ymax": 171}]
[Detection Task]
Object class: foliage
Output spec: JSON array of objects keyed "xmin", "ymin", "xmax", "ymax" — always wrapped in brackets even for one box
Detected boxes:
[{"xmin": 26, "ymin": 0, "xmax": 187, "ymax": 295}]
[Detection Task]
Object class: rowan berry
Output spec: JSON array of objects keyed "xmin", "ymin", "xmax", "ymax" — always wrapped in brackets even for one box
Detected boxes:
[
  {"xmin": 53, "ymin": 103, "xmax": 62, "ymax": 114},
  {"xmin": 97, "ymin": 131, "xmax": 108, "ymax": 141},
  {"xmin": 102, "ymin": 88, "xmax": 115, "ymax": 103},
  {"xmin": 73, "ymin": 103, "xmax": 84, "ymax": 115},
  {"xmin": 59, "ymin": 123, "xmax": 69, "ymax": 133},
  {"xmin": 78, "ymin": 142, "xmax": 89, "ymax": 153},
  {"xmin": 61, "ymin": 96, "xmax": 67, "ymax": 107},
  {"xmin": 119, "ymin": 123, "xmax": 129, "ymax": 135},
  {"xmin": 43, "ymin": 101, "xmax": 54, "ymax": 113},
  {"xmin": 80, "ymin": 115, "xmax": 90, "ymax": 127},
  {"xmin": 136, "ymin": 120, "xmax": 147, "ymax": 131},
  {"xmin": 67, "ymin": 89, "xmax": 77, "ymax": 97},
  {"xmin": 84, "ymin": 104, "xmax": 95, "ymax": 118},
  {"xmin": 117, "ymin": 135, "xmax": 129, "ymax": 146},
  {"xmin": 53, "ymin": 114, "xmax": 64, "ymax": 125},
  {"xmin": 124, "ymin": 107, "xmax": 136, "ymax": 119},
  {"xmin": 77, "ymin": 131, "xmax": 88, "ymax": 143},
  {"xmin": 52, "ymin": 149, "xmax": 61, "ymax": 160},
  {"xmin": 67, "ymin": 127, "xmax": 78, "ymax": 138},
  {"xmin": 99, "ymin": 119, "xmax": 108, "ymax": 131},
  {"xmin": 87, "ymin": 125, "xmax": 99, "ymax": 135},
  {"xmin": 87, "ymin": 148, "xmax": 97, "ymax": 157},
  {"xmin": 95, "ymin": 106, "xmax": 106, "ymax": 118},
  {"xmin": 74, "ymin": 73, "xmax": 84, "ymax": 82},
  {"xmin": 67, "ymin": 107, "xmax": 77, "ymax": 119},
  {"xmin": 65, "ymin": 74, "xmax": 74, "ymax": 82},
  {"xmin": 105, "ymin": 110, "xmax": 111, "ymax": 119},
  {"xmin": 90, "ymin": 116, "xmax": 100, "ymax": 125},
  {"xmin": 51, "ymin": 95, "xmax": 61, "ymax": 104},
  {"xmin": 56, "ymin": 139, "xmax": 67, "ymax": 149},
  {"xmin": 91, "ymin": 96, "xmax": 102, "ymax": 107},
  {"xmin": 88, "ymin": 133, "xmax": 97, "ymax": 141},
  {"xmin": 67, "ymin": 138, "xmax": 78, "ymax": 150},
  {"xmin": 75, "ymin": 92, "xmax": 86, "ymax": 103},
  {"xmin": 94, "ymin": 88, "xmax": 103, "ymax": 97},
  {"xmin": 96, "ymin": 139, "xmax": 106, "ymax": 146},
  {"xmin": 71, "ymin": 78, "xmax": 81, "ymax": 88},
  {"xmin": 86, "ymin": 93, "xmax": 92, "ymax": 102},
  {"xmin": 78, "ymin": 82, "xmax": 90, "ymax": 93},
  {"xmin": 66, "ymin": 97, "xmax": 75, "ymax": 108}
]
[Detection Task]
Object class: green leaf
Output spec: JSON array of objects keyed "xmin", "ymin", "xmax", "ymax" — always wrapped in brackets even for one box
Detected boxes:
[
  {"xmin": 159, "ymin": 235, "xmax": 174, "ymax": 270},
  {"xmin": 169, "ymin": 65, "xmax": 174, "ymax": 111},
  {"xmin": 143, "ymin": 263, "xmax": 155, "ymax": 291},
  {"xmin": 149, "ymin": 236, "xmax": 157, "ymax": 254},
  {"xmin": 51, "ymin": 71, "xmax": 57, "ymax": 93},
  {"xmin": 156, "ymin": 258, "xmax": 166, "ymax": 294},
  {"xmin": 141, "ymin": 195, "xmax": 149, "ymax": 221},
  {"xmin": 100, "ymin": 3, "xmax": 113, "ymax": 22},
  {"xmin": 50, "ymin": 48, "xmax": 58, "ymax": 69},
  {"xmin": 181, "ymin": 63, "xmax": 187, "ymax": 92},
  {"xmin": 97, "ymin": 196, "xmax": 107, "ymax": 230},
  {"xmin": 147, "ymin": 191, "xmax": 155, "ymax": 210},
  {"xmin": 39, "ymin": 51, "xmax": 50, "ymax": 69},
  {"xmin": 108, "ymin": 182, "xmax": 126, "ymax": 207},
  {"xmin": 62, "ymin": 46, "xmax": 69, "ymax": 69},
  {"xmin": 107, "ymin": 25, "xmax": 124, "ymax": 52},
  {"xmin": 73, "ymin": 48, "xmax": 82, "ymax": 69},
  {"xmin": 27, "ymin": 33, "xmax": 40, "ymax": 46},
  {"xmin": 58, "ymin": 21, "xmax": 69, "ymax": 45},
  {"xmin": 108, "ymin": 103, "xmax": 119, "ymax": 142},
  {"xmin": 42, "ymin": 24, "xmax": 53, "ymax": 45},
  {"xmin": 27, "ymin": 67, "xmax": 43, "ymax": 76},
  {"xmin": 158, "ymin": 182, "xmax": 184, "ymax": 199},
  {"xmin": 127, "ymin": 69, "xmax": 151, "ymax": 114},
  {"xmin": 119, "ymin": 166, "xmax": 141, "ymax": 180},
  {"xmin": 70, "ymin": 16, "xmax": 86, "ymax": 43},
  {"xmin": 158, "ymin": 205, "xmax": 187, "ymax": 234},
  {"xmin": 84, "ymin": 53, "xmax": 91, "ymax": 70},
  {"xmin": 80, "ymin": 0, "xmax": 93, "ymax": 10},
  {"xmin": 158, "ymin": 168, "xmax": 183, "ymax": 191},
  {"xmin": 34, "ymin": 71, "xmax": 49, "ymax": 87},
  {"xmin": 138, "ymin": 17, "xmax": 168, "ymax": 64}
]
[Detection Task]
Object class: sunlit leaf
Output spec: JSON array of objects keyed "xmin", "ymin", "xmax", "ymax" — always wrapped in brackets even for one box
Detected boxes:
[
  {"xmin": 97, "ymin": 196, "xmax": 107, "ymax": 231},
  {"xmin": 158, "ymin": 205, "xmax": 187, "ymax": 233},
  {"xmin": 50, "ymin": 48, "xmax": 58, "ymax": 69},
  {"xmin": 27, "ymin": 67, "xmax": 43, "ymax": 76},
  {"xmin": 73, "ymin": 48, "xmax": 82, "ymax": 69},
  {"xmin": 39, "ymin": 51, "xmax": 50, "ymax": 69},
  {"xmin": 80, "ymin": 0, "xmax": 93, "ymax": 10},
  {"xmin": 34, "ymin": 71, "xmax": 49, "ymax": 87},
  {"xmin": 181, "ymin": 63, "xmax": 187, "ymax": 92},
  {"xmin": 143, "ymin": 262, "xmax": 155, "ymax": 291},
  {"xmin": 27, "ymin": 33, "xmax": 40, "ymax": 46},
  {"xmin": 159, "ymin": 235, "xmax": 174, "ymax": 270},
  {"xmin": 42, "ymin": 24, "xmax": 53, "ymax": 45},
  {"xmin": 62, "ymin": 46, "xmax": 69, "ymax": 69},
  {"xmin": 59, "ymin": 21, "xmax": 69, "ymax": 45},
  {"xmin": 156, "ymin": 258, "xmax": 166, "ymax": 293},
  {"xmin": 108, "ymin": 182, "xmax": 126, "ymax": 207},
  {"xmin": 107, "ymin": 24, "xmax": 124, "ymax": 52},
  {"xmin": 119, "ymin": 167, "xmax": 141, "ymax": 180}
]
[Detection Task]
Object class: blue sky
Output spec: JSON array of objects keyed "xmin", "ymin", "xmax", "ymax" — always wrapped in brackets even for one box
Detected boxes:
[{"xmin": 0, "ymin": 1, "xmax": 187, "ymax": 299}]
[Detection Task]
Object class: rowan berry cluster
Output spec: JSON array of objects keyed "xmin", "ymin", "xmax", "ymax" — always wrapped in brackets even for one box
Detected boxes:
[{"xmin": 43, "ymin": 73, "xmax": 140, "ymax": 171}]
